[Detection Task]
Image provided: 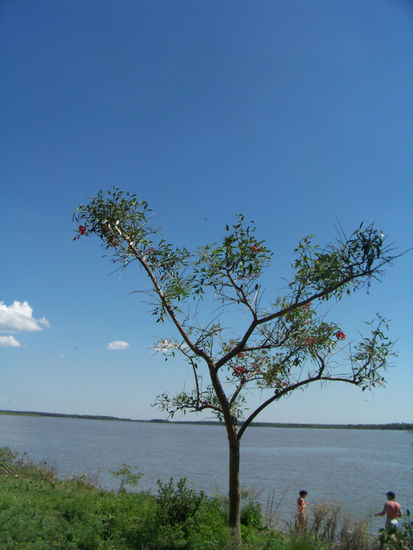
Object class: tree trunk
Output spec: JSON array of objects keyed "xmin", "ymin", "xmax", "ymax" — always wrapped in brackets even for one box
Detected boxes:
[{"xmin": 228, "ymin": 435, "xmax": 242, "ymax": 546}]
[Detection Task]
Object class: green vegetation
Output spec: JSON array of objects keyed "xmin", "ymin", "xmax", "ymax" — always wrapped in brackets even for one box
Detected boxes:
[
  {"xmin": 0, "ymin": 447, "xmax": 281, "ymax": 549},
  {"xmin": 1, "ymin": 448, "xmax": 412, "ymax": 549}
]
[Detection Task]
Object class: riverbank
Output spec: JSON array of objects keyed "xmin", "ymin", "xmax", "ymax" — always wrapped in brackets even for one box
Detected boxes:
[
  {"xmin": 1, "ymin": 447, "xmax": 411, "ymax": 549},
  {"xmin": 1, "ymin": 410, "xmax": 412, "ymax": 431},
  {"xmin": 0, "ymin": 447, "xmax": 286, "ymax": 549}
]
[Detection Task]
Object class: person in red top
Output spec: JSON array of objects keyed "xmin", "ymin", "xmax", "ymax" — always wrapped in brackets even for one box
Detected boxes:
[
  {"xmin": 375, "ymin": 491, "xmax": 402, "ymax": 530},
  {"xmin": 296, "ymin": 490, "xmax": 308, "ymax": 534}
]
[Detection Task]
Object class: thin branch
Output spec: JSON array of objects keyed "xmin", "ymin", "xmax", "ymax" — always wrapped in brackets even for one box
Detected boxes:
[{"xmin": 225, "ymin": 268, "xmax": 258, "ymax": 318}]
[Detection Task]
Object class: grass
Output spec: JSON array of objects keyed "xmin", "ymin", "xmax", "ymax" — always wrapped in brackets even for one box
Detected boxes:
[{"xmin": 0, "ymin": 447, "xmax": 411, "ymax": 549}]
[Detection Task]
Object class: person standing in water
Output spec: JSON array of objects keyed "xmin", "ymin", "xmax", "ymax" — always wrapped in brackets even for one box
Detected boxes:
[
  {"xmin": 296, "ymin": 490, "xmax": 308, "ymax": 534},
  {"xmin": 375, "ymin": 491, "xmax": 402, "ymax": 530}
]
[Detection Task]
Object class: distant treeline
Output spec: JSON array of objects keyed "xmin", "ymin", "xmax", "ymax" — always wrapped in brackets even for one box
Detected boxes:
[
  {"xmin": 0, "ymin": 410, "xmax": 134, "ymax": 422},
  {"xmin": 0, "ymin": 410, "xmax": 412, "ymax": 431}
]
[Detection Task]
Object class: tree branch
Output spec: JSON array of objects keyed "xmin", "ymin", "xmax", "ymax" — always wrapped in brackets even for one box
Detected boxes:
[{"xmin": 116, "ymin": 225, "xmax": 212, "ymax": 365}]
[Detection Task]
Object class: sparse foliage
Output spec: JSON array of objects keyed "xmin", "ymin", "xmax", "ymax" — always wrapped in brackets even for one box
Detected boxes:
[{"xmin": 110, "ymin": 463, "xmax": 143, "ymax": 493}]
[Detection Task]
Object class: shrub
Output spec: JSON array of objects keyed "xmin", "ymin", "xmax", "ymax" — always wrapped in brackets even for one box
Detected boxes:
[
  {"xmin": 155, "ymin": 477, "xmax": 204, "ymax": 533},
  {"xmin": 241, "ymin": 499, "xmax": 263, "ymax": 529},
  {"xmin": 378, "ymin": 509, "xmax": 413, "ymax": 549}
]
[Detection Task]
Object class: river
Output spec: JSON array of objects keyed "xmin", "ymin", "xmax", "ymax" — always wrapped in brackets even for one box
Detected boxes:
[{"xmin": 0, "ymin": 414, "xmax": 411, "ymax": 533}]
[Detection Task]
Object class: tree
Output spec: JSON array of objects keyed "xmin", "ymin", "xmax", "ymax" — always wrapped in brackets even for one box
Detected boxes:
[{"xmin": 74, "ymin": 188, "xmax": 398, "ymax": 544}]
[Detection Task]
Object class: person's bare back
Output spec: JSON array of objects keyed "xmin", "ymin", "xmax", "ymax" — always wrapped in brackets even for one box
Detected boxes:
[{"xmin": 375, "ymin": 491, "xmax": 402, "ymax": 528}]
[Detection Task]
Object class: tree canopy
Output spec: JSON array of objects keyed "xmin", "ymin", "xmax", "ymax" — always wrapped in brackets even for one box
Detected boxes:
[{"xmin": 74, "ymin": 187, "xmax": 399, "ymax": 541}]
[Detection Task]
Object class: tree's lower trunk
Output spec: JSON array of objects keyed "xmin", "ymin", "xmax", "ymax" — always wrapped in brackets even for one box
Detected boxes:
[{"xmin": 228, "ymin": 436, "xmax": 242, "ymax": 547}]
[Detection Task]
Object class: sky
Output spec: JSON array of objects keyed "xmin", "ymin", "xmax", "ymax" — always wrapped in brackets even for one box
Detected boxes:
[{"xmin": 1, "ymin": 0, "xmax": 412, "ymax": 424}]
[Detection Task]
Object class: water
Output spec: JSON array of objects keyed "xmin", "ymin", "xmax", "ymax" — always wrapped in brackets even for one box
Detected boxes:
[{"xmin": 0, "ymin": 414, "xmax": 412, "ymax": 532}]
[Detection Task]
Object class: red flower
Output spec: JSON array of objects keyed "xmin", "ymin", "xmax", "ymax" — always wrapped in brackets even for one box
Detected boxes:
[
  {"xmin": 335, "ymin": 331, "xmax": 346, "ymax": 341},
  {"xmin": 78, "ymin": 225, "xmax": 87, "ymax": 235},
  {"xmin": 303, "ymin": 336, "xmax": 316, "ymax": 346},
  {"xmin": 234, "ymin": 366, "xmax": 247, "ymax": 376},
  {"xmin": 238, "ymin": 352, "xmax": 245, "ymax": 358}
]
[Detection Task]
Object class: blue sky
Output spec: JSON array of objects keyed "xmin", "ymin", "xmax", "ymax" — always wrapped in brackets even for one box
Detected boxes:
[{"xmin": 1, "ymin": 0, "xmax": 412, "ymax": 424}]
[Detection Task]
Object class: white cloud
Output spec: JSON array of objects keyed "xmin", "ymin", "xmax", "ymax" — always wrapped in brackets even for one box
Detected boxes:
[
  {"xmin": 0, "ymin": 335, "xmax": 21, "ymax": 347},
  {"xmin": 106, "ymin": 340, "xmax": 130, "ymax": 350},
  {"xmin": 0, "ymin": 301, "xmax": 50, "ymax": 333}
]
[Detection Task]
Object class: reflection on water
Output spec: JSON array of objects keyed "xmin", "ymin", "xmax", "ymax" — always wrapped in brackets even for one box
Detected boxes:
[{"xmin": 0, "ymin": 414, "xmax": 411, "ymax": 532}]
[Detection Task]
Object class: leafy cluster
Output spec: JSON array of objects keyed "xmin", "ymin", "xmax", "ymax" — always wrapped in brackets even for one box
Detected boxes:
[
  {"xmin": 291, "ymin": 223, "xmax": 388, "ymax": 301},
  {"xmin": 192, "ymin": 214, "xmax": 272, "ymax": 299},
  {"xmin": 74, "ymin": 188, "xmax": 192, "ymax": 322}
]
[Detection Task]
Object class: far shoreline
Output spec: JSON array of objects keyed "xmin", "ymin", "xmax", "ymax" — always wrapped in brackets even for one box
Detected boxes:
[{"xmin": 1, "ymin": 409, "xmax": 412, "ymax": 431}]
